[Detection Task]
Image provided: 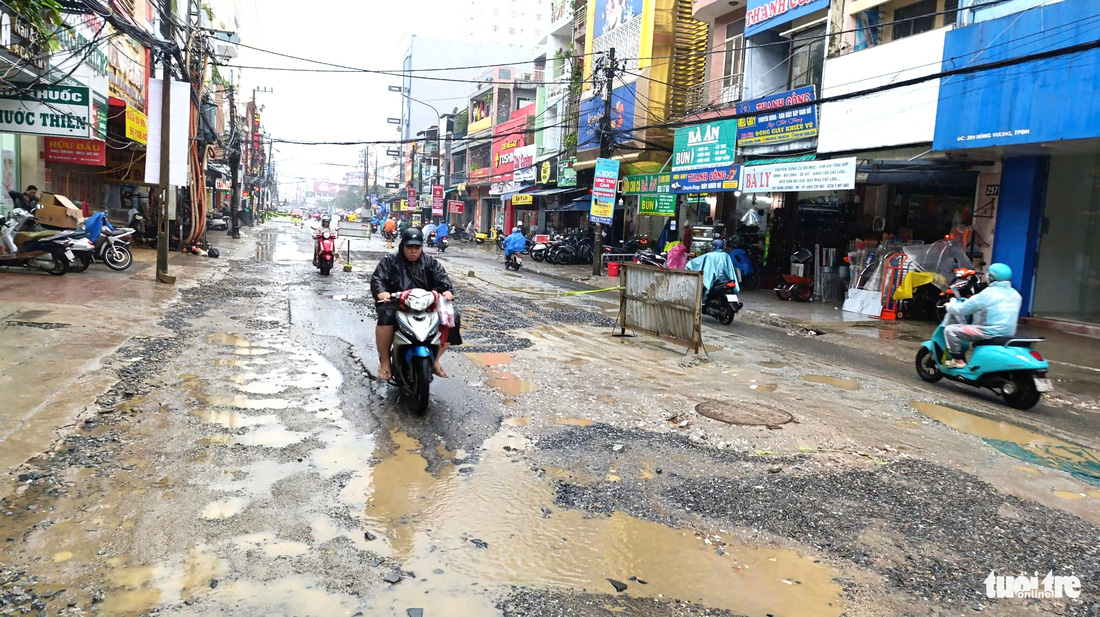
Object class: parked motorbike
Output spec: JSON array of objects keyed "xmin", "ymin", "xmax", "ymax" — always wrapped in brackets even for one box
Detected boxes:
[
  {"xmin": 633, "ymin": 248, "xmax": 667, "ymax": 268},
  {"xmin": 935, "ymin": 267, "xmax": 985, "ymax": 322},
  {"xmin": 505, "ymin": 252, "xmax": 522, "ymax": 271},
  {"xmin": 314, "ymin": 228, "xmax": 337, "ymax": 275},
  {"xmin": 94, "ymin": 227, "xmax": 135, "ymax": 271},
  {"xmin": 207, "ymin": 215, "xmax": 229, "ymax": 231},
  {"xmin": 776, "ymin": 247, "xmax": 814, "ymax": 302},
  {"xmin": 385, "ymin": 290, "xmax": 443, "ymax": 415},
  {"xmin": 0, "ymin": 208, "xmax": 74, "ymax": 275},
  {"xmin": 475, "ymin": 227, "xmax": 502, "ymax": 246},
  {"xmin": 703, "ymin": 280, "xmax": 742, "ymax": 325},
  {"xmin": 916, "ymin": 316, "xmax": 1051, "ymax": 410}
]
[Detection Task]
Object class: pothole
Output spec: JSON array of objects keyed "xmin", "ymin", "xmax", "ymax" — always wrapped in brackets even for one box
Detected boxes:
[{"xmin": 694, "ymin": 400, "xmax": 795, "ymax": 427}]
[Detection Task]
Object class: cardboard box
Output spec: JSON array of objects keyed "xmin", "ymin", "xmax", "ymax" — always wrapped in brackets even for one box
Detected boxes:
[{"xmin": 35, "ymin": 193, "xmax": 84, "ymax": 230}]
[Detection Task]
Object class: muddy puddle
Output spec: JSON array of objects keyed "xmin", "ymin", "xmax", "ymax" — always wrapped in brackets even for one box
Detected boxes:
[
  {"xmin": 356, "ymin": 429, "xmax": 845, "ymax": 617},
  {"xmin": 555, "ymin": 417, "xmax": 595, "ymax": 427},
  {"xmin": 912, "ymin": 402, "xmax": 1100, "ymax": 486},
  {"xmin": 485, "ymin": 371, "xmax": 537, "ymax": 396},
  {"xmin": 802, "ymin": 375, "xmax": 861, "ymax": 391}
]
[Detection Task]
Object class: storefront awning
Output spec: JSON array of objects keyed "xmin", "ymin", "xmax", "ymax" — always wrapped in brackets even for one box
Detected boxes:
[
  {"xmin": 552, "ymin": 198, "xmax": 592, "ymax": 212},
  {"xmin": 742, "ymin": 154, "xmax": 817, "ymax": 166},
  {"xmin": 529, "ymin": 187, "xmax": 584, "ymax": 197}
]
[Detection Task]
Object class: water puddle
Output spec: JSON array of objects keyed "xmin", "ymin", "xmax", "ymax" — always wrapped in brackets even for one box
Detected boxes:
[
  {"xmin": 235, "ymin": 423, "xmax": 309, "ymax": 448},
  {"xmin": 200, "ymin": 497, "xmax": 250, "ymax": 520},
  {"xmin": 802, "ymin": 375, "xmax": 861, "ymax": 391},
  {"xmin": 232, "ymin": 532, "xmax": 311, "ymax": 557},
  {"xmin": 53, "ymin": 551, "xmax": 73, "ymax": 562},
  {"xmin": 911, "ymin": 402, "xmax": 1100, "ymax": 486},
  {"xmin": 196, "ymin": 394, "xmax": 293, "ymax": 410},
  {"xmin": 207, "ymin": 332, "xmax": 251, "ymax": 347},
  {"xmin": 750, "ymin": 383, "xmax": 778, "ymax": 392},
  {"xmin": 1053, "ymin": 490, "xmax": 1088, "ymax": 500},
  {"xmin": 234, "ymin": 381, "xmax": 288, "ymax": 395},
  {"xmin": 212, "ymin": 358, "xmax": 248, "ymax": 367},
  {"xmin": 465, "ymin": 352, "xmax": 514, "ymax": 367},
  {"xmin": 503, "ymin": 417, "xmax": 531, "ymax": 427},
  {"xmin": 485, "ymin": 371, "xmax": 537, "ymax": 396},
  {"xmin": 358, "ymin": 429, "xmax": 845, "ymax": 617},
  {"xmin": 555, "ymin": 417, "xmax": 594, "ymax": 427}
]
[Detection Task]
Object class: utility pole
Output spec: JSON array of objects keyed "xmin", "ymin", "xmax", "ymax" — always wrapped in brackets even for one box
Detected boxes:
[
  {"xmin": 229, "ymin": 86, "xmax": 241, "ymax": 239},
  {"xmin": 593, "ymin": 47, "xmax": 616, "ymax": 277},
  {"xmin": 156, "ymin": 9, "xmax": 175, "ymax": 284}
]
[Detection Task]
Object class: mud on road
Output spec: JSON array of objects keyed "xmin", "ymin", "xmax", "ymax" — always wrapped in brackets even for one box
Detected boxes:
[{"xmin": 0, "ymin": 221, "xmax": 1096, "ymax": 617}]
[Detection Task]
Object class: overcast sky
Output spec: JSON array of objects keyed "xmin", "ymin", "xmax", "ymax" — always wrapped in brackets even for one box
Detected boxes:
[{"xmin": 233, "ymin": 0, "xmax": 456, "ymax": 199}]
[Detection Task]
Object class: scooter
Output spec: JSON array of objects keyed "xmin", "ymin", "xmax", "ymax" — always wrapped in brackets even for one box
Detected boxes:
[
  {"xmin": 935, "ymin": 267, "xmax": 985, "ymax": 322},
  {"xmin": 703, "ymin": 280, "xmax": 742, "ymax": 325},
  {"xmin": 94, "ymin": 227, "xmax": 135, "ymax": 271},
  {"xmin": 915, "ymin": 308, "xmax": 1052, "ymax": 410},
  {"xmin": 435, "ymin": 236, "xmax": 449, "ymax": 253},
  {"xmin": 505, "ymin": 252, "xmax": 522, "ymax": 271},
  {"xmin": 0, "ymin": 208, "xmax": 75, "ymax": 275},
  {"xmin": 386, "ymin": 290, "xmax": 443, "ymax": 415},
  {"xmin": 314, "ymin": 228, "xmax": 337, "ymax": 275},
  {"xmin": 475, "ymin": 227, "xmax": 502, "ymax": 246}
]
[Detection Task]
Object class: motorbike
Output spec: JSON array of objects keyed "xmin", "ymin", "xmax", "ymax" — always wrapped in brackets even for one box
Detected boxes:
[
  {"xmin": 505, "ymin": 252, "xmax": 522, "ymax": 271},
  {"xmin": 435, "ymin": 236, "xmax": 449, "ymax": 253},
  {"xmin": 94, "ymin": 227, "xmax": 135, "ymax": 271},
  {"xmin": 633, "ymin": 248, "xmax": 667, "ymax": 268},
  {"xmin": 0, "ymin": 208, "xmax": 74, "ymax": 275},
  {"xmin": 207, "ymin": 215, "xmax": 229, "ymax": 231},
  {"xmin": 776, "ymin": 247, "xmax": 814, "ymax": 302},
  {"xmin": 703, "ymin": 280, "xmax": 742, "ymax": 325},
  {"xmin": 916, "ymin": 313, "xmax": 1051, "ymax": 410},
  {"xmin": 936, "ymin": 267, "xmax": 985, "ymax": 322},
  {"xmin": 475, "ymin": 227, "xmax": 502, "ymax": 246},
  {"xmin": 386, "ymin": 290, "xmax": 443, "ymax": 415},
  {"xmin": 314, "ymin": 228, "xmax": 337, "ymax": 275}
]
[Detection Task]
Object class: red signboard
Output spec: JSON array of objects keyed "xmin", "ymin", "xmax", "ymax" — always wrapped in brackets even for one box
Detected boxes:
[
  {"xmin": 469, "ymin": 168, "xmax": 491, "ymax": 183},
  {"xmin": 407, "ymin": 186, "xmax": 417, "ymax": 206},
  {"xmin": 44, "ymin": 137, "xmax": 106, "ymax": 167},
  {"xmin": 431, "ymin": 185, "xmax": 444, "ymax": 216},
  {"xmin": 447, "ymin": 200, "xmax": 465, "ymax": 214},
  {"xmin": 491, "ymin": 106, "xmax": 534, "ymax": 182}
]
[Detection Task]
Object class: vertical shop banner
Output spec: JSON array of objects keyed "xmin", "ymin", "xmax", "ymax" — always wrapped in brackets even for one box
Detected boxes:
[
  {"xmin": 144, "ymin": 79, "xmax": 190, "ymax": 186},
  {"xmin": 44, "ymin": 137, "xmax": 106, "ymax": 166},
  {"xmin": 407, "ymin": 186, "xmax": 417, "ymax": 208},
  {"xmin": 736, "ymin": 86, "xmax": 817, "ymax": 146},
  {"xmin": 590, "ymin": 158, "xmax": 619, "ymax": 225},
  {"xmin": 124, "ymin": 106, "xmax": 148, "ymax": 144},
  {"xmin": 578, "ymin": 82, "xmax": 636, "ymax": 152},
  {"xmin": 447, "ymin": 200, "xmax": 465, "ymax": 214},
  {"xmin": 431, "ymin": 185, "xmax": 444, "ymax": 216},
  {"xmin": 740, "ymin": 158, "xmax": 857, "ymax": 193}
]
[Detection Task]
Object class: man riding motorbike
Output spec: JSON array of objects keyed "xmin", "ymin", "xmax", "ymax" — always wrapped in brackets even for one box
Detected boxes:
[
  {"xmin": 503, "ymin": 227, "xmax": 526, "ymax": 267},
  {"xmin": 370, "ymin": 228, "xmax": 458, "ymax": 380},
  {"xmin": 434, "ymin": 220, "xmax": 449, "ymax": 247},
  {"xmin": 942, "ymin": 263, "xmax": 1022, "ymax": 368},
  {"xmin": 313, "ymin": 214, "xmax": 335, "ymax": 266},
  {"xmin": 686, "ymin": 239, "xmax": 740, "ymax": 296}
]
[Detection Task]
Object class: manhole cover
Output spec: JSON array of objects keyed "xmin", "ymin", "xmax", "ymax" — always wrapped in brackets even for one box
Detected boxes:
[{"xmin": 694, "ymin": 400, "xmax": 794, "ymax": 427}]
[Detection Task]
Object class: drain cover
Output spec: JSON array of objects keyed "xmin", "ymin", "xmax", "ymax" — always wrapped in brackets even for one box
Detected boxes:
[{"xmin": 694, "ymin": 400, "xmax": 794, "ymax": 427}]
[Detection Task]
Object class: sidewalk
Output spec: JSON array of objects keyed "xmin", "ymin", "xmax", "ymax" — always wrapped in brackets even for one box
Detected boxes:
[{"xmin": 446, "ymin": 241, "xmax": 1100, "ymax": 407}]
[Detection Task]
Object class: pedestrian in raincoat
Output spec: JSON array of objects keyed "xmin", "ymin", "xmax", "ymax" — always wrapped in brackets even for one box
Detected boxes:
[
  {"xmin": 503, "ymin": 227, "xmax": 527, "ymax": 261},
  {"xmin": 942, "ymin": 263, "xmax": 1022, "ymax": 368},
  {"xmin": 397, "ymin": 218, "xmax": 410, "ymax": 233},
  {"xmin": 686, "ymin": 239, "xmax": 739, "ymax": 294},
  {"xmin": 666, "ymin": 243, "xmax": 688, "ymax": 270},
  {"xmin": 435, "ymin": 220, "xmax": 450, "ymax": 245}
]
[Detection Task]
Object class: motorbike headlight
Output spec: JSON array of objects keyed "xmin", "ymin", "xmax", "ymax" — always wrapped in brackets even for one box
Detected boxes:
[{"xmin": 401, "ymin": 291, "xmax": 436, "ymax": 312}]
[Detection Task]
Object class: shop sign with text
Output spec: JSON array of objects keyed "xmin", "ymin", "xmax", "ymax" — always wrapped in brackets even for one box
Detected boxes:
[
  {"xmin": 639, "ymin": 194, "xmax": 676, "ymax": 216},
  {"xmin": 407, "ymin": 186, "xmax": 417, "ymax": 206},
  {"xmin": 741, "ymin": 157, "xmax": 856, "ymax": 193},
  {"xmin": 673, "ymin": 119, "xmax": 738, "ymax": 172},
  {"xmin": 513, "ymin": 145, "xmax": 537, "ymax": 183},
  {"xmin": 670, "ymin": 165, "xmax": 740, "ymax": 194},
  {"xmin": 623, "ymin": 173, "xmax": 670, "ymax": 195},
  {"xmin": 745, "ymin": 0, "xmax": 828, "ymax": 37},
  {"xmin": 0, "ymin": 84, "xmax": 91, "ymax": 138},
  {"xmin": 511, "ymin": 193, "xmax": 533, "ymax": 206},
  {"xmin": 447, "ymin": 200, "xmax": 465, "ymax": 214},
  {"xmin": 492, "ymin": 112, "xmax": 532, "ymax": 186},
  {"xmin": 736, "ymin": 86, "xmax": 817, "ymax": 146},
  {"xmin": 538, "ymin": 156, "xmax": 558, "ymax": 185},
  {"xmin": 431, "ymin": 185, "xmax": 444, "ymax": 216},
  {"xmin": 107, "ymin": 30, "xmax": 148, "ymax": 111},
  {"xmin": 44, "ymin": 136, "xmax": 105, "ymax": 166},
  {"xmin": 558, "ymin": 157, "xmax": 577, "ymax": 187},
  {"xmin": 125, "ymin": 106, "xmax": 148, "ymax": 144},
  {"xmin": 590, "ymin": 158, "xmax": 619, "ymax": 225}
]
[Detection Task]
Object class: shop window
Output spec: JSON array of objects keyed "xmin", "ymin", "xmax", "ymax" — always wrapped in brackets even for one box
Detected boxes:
[
  {"xmin": 789, "ymin": 27, "xmax": 825, "ymax": 90},
  {"xmin": 892, "ymin": 0, "xmax": 938, "ymax": 41},
  {"xmin": 722, "ymin": 22, "xmax": 745, "ymax": 101}
]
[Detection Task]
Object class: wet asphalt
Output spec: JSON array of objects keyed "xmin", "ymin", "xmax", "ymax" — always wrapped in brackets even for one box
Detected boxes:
[{"xmin": 0, "ymin": 220, "xmax": 1096, "ymax": 617}]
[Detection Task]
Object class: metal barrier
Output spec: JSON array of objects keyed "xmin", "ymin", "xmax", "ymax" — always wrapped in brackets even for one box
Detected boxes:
[
  {"xmin": 337, "ymin": 220, "xmax": 373, "ymax": 239},
  {"xmin": 615, "ymin": 263, "xmax": 703, "ymax": 353}
]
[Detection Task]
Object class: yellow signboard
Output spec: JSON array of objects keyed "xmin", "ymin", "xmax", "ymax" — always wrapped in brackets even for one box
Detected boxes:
[
  {"xmin": 511, "ymin": 193, "xmax": 533, "ymax": 206},
  {"xmin": 124, "ymin": 107, "xmax": 147, "ymax": 144}
]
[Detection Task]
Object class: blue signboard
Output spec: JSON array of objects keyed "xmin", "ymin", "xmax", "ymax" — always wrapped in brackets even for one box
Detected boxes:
[
  {"xmin": 669, "ymin": 164, "xmax": 741, "ymax": 194},
  {"xmin": 590, "ymin": 158, "xmax": 619, "ymax": 225},
  {"xmin": 933, "ymin": 0, "xmax": 1100, "ymax": 150},
  {"xmin": 735, "ymin": 86, "xmax": 817, "ymax": 146},
  {"xmin": 745, "ymin": 0, "xmax": 829, "ymax": 38},
  {"xmin": 593, "ymin": 0, "xmax": 643, "ymax": 37},
  {"xmin": 578, "ymin": 82, "xmax": 636, "ymax": 152}
]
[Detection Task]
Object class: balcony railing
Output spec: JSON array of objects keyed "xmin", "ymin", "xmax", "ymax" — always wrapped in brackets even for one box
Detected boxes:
[{"xmin": 683, "ymin": 75, "xmax": 743, "ymax": 115}]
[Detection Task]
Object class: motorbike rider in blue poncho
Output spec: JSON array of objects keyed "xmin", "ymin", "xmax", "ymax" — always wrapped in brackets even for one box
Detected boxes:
[
  {"xmin": 686, "ymin": 239, "xmax": 740, "ymax": 295},
  {"xmin": 942, "ymin": 263, "xmax": 1022, "ymax": 368},
  {"xmin": 503, "ymin": 227, "xmax": 526, "ymax": 264}
]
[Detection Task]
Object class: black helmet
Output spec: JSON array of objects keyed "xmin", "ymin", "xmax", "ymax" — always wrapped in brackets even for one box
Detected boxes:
[{"xmin": 401, "ymin": 228, "xmax": 424, "ymax": 246}]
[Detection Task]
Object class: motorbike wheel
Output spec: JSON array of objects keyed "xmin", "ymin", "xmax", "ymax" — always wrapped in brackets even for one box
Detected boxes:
[
  {"xmin": 719, "ymin": 303, "xmax": 735, "ymax": 325},
  {"xmin": 411, "ymin": 356, "xmax": 432, "ymax": 416},
  {"xmin": 914, "ymin": 347, "xmax": 943, "ymax": 383},
  {"xmin": 45, "ymin": 252, "xmax": 69, "ymax": 276},
  {"xmin": 741, "ymin": 272, "xmax": 760, "ymax": 290},
  {"xmin": 793, "ymin": 283, "xmax": 813, "ymax": 302},
  {"xmin": 104, "ymin": 244, "xmax": 133, "ymax": 271},
  {"xmin": 69, "ymin": 253, "xmax": 92, "ymax": 273},
  {"xmin": 1002, "ymin": 374, "xmax": 1041, "ymax": 410},
  {"xmin": 776, "ymin": 288, "xmax": 793, "ymax": 301}
]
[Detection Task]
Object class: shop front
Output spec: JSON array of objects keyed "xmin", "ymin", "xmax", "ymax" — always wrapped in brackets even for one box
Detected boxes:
[
  {"xmin": 622, "ymin": 172, "xmax": 675, "ymax": 246},
  {"xmin": 669, "ymin": 117, "xmax": 742, "ymax": 253}
]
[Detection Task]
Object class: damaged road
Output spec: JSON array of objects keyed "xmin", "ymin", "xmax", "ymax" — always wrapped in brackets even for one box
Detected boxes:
[{"xmin": 0, "ymin": 220, "xmax": 1096, "ymax": 617}]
